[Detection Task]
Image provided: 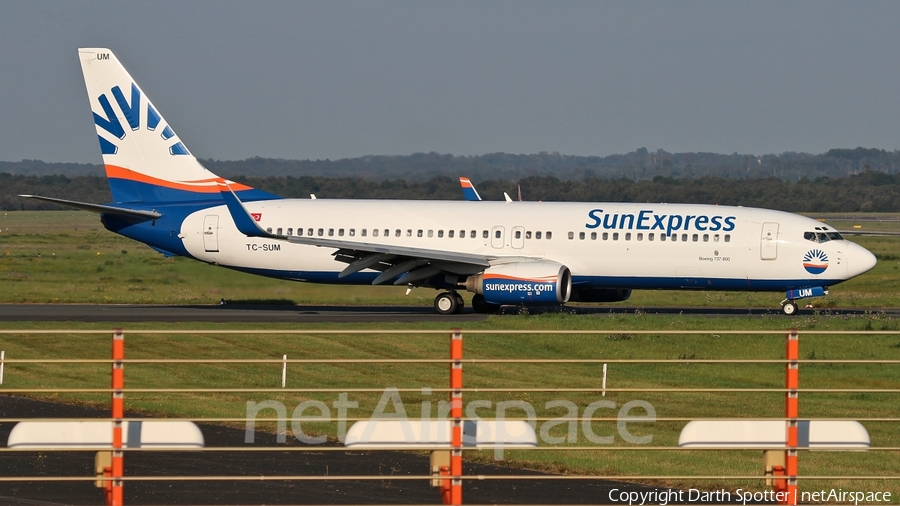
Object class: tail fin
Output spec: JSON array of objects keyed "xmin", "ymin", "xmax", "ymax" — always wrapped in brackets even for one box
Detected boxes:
[
  {"xmin": 78, "ymin": 48, "xmax": 276, "ymax": 204},
  {"xmin": 458, "ymin": 177, "xmax": 482, "ymax": 201}
]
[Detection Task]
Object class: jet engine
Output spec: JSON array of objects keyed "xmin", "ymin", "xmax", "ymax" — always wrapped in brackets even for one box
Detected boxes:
[{"xmin": 464, "ymin": 261, "xmax": 572, "ymax": 304}]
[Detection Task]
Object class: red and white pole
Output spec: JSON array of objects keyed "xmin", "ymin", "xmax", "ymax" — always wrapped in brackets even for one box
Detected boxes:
[
  {"xmin": 784, "ymin": 329, "xmax": 799, "ymax": 505},
  {"xmin": 111, "ymin": 329, "xmax": 125, "ymax": 506},
  {"xmin": 449, "ymin": 329, "xmax": 463, "ymax": 505}
]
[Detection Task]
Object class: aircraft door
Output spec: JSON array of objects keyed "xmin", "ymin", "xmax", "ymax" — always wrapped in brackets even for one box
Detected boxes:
[
  {"xmin": 511, "ymin": 226, "xmax": 525, "ymax": 249},
  {"xmin": 203, "ymin": 215, "xmax": 219, "ymax": 252},
  {"xmin": 491, "ymin": 226, "xmax": 505, "ymax": 249},
  {"xmin": 760, "ymin": 222, "xmax": 778, "ymax": 260}
]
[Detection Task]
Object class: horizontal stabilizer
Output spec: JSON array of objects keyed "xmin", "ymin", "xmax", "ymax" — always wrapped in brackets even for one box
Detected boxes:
[{"xmin": 19, "ymin": 195, "xmax": 161, "ymax": 219}]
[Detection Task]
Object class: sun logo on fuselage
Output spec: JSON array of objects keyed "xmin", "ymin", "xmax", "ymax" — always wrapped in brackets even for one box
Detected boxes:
[{"xmin": 803, "ymin": 249, "xmax": 829, "ymax": 275}]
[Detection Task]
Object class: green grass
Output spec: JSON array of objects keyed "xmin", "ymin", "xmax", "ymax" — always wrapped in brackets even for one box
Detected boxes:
[
  {"xmin": 0, "ymin": 316, "xmax": 898, "ymax": 498},
  {"xmin": 1, "ymin": 211, "xmax": 900, "ymax": 307}
]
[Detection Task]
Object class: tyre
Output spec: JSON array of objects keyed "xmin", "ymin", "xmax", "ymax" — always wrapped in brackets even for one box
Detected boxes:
[
  {"xmin": 782, "ymin": 302, "xmax": 798, "ymax": 316},
  {"xmin": 434, "ymin": 292, "xmax": 459, "ymax": 315}
]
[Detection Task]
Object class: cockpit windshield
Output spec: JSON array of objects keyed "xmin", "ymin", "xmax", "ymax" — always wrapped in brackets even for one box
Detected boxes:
[{"xmin": 804, "ymin": 227, "xmax": 844, "ymax": 243}]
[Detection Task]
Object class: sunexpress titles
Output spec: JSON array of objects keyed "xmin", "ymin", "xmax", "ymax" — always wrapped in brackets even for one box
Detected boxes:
[{"xmin": 585, "ymin": 209, "xmax": 737, "ymax": 237}]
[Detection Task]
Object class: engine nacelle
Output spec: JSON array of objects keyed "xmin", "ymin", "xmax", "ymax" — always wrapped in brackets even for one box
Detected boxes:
[
  {"xmin": 569, "ymin": 287, "xmax": 632, "ymax": 303},
  {"xmin": 464, "ymin": 261, "xmax": 572, "ymax": 305}
]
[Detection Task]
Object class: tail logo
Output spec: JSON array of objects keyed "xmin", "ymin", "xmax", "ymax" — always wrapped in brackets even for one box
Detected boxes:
[
  {"xmin": 93, "ymin": 83, "xmax": 189, "ymax": 157},
  {"xmin": 803, "ymin": 249, "xmax": 829, "ymax": 275}
]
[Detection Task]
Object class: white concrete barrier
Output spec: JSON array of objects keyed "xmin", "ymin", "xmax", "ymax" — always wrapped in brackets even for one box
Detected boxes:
[
  {"xmin": 678, "ymin": 420, "xmax": 869, "ymax": 449},
  {"xmin": 7, "ymin": 421, "xmax": 204, "ymax": 449},
  {"xmin": 344, "ymin": 420, "xmax": 537, "ymax": 449}
]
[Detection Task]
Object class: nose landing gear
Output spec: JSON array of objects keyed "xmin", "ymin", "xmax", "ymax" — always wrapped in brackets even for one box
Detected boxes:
[{"xmin": 780, "ymin": 286, "xmax": 828, "ymax": 316}]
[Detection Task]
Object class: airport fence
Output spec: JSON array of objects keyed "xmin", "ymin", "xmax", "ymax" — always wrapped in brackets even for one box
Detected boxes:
[{"xmin": 0, "ymin": 328, "xmax": 897, "ymax": 506}]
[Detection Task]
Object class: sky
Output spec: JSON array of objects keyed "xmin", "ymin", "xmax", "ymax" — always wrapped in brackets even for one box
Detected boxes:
[{"xmin": 1, "ymin": 1, "xmax": 899, "ymax": 164}]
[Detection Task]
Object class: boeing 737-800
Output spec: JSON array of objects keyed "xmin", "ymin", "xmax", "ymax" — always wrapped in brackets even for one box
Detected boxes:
[{"xmin": 22, "ymin": 49, "xmax": 877, "ymax": 315}]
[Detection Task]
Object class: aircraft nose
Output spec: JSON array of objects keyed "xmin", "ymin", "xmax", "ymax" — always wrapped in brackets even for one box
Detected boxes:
[{"xmin": 847, "ymin": 242, "xmax": 877, "ymax": 279}]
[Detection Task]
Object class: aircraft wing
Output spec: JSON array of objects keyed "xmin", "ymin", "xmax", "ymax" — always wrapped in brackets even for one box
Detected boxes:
[{"xmin": 219, "ymin": 185, "xmax": 490, "ymax": 285}]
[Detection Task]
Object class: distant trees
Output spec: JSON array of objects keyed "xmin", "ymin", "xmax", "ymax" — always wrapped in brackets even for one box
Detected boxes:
[{"xmin": 4, "ymin": 171, "xmax": 900, "ymax": 213}]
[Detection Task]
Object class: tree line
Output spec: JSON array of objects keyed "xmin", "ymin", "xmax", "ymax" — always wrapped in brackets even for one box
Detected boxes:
[
  {"xmin": 3, "ymin": 170, "xmax": 898, "ymax": 213},
  {"xmin": 3, "ymin": 146, "xmax": 899, "ymax": 182}
]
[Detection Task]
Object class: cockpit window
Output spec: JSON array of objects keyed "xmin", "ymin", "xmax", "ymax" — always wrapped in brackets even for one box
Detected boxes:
[{"xmin": 805, "ymin": 230, "xmax": 843, "ymax": 243}]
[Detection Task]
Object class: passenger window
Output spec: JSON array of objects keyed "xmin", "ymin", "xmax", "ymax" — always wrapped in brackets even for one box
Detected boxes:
[
  {"xmin": 681, "ymin": 233, "xmax": 688, "ymax": 242},
  {"xmin": 317, "ymin": 228, "xmax": 324, "ymax": 236},
  {"xmin": 428, "ymin": 230, "xmax": 434, "ymax": 238},
  {"xmin": 373, "ymin": 229, "xmax": 379, "ymax": 237},
  {"xmin": 308, "ymin": 228, "xmax": 314, "ymax": 236},
  {"xmin": 692, "ymin": 234, "xmax": 698, "ymax": 242},
  {"xmin": 298, "ymin": 228, "xmax": 304, "ymax": 236},
  {"xmin": 713, "ymin": 234, "xmax": 719, "ymax": 242},
  {"xmin": 526, "ymin": 231, "xmax": 532, "ymax": 239},
  {"xmin": 579, "ymin": 232, "xmax": 585, "ymax": 240},
  {"xmin": 514, "ymin": 230, "xmax": 521, "ymax": 239},
  {"xmin": 438, "ymin": 230, "xmax": 444, "ymax": 238},
  {"xmin": 703, "ymin": 234, "xmax": 708, "ymax": 242},
  {"xmin": 671, "ymin": 234, "xmax": 677, "ymax": 242},
  {"xmin": 286, "ymin": 228, "xmax": 292, "ymax": 236},
  {"xmin": 328, "ymin": 228, "xmax": 335, "ymax": 237},
  {"xmin": 637, "ymin": 233, "xmax": 643, "ymax": 241},
  {"xmin": 724, "ymin": 234, "xmax": 731, "ymax": 243},
  {"xmin": 568, "ymin": 231, "xmax": 574, "ymax": 240},
  {"xmin": 449, "ymin": 230, "xmax": 455, "ymax": 238},
  {"xmin": 277, "ymin": 228, "xmax": 283, "ymax": 235},
  {"xmin": 649, "ymin": 233, "xmax": 654, "ymax": 241},
  {"xmin": 418, "ymin": 230, "xmax": 423, "ymax": 237},
  {"xmin": 590, "ymin": 232, "xmax": 597, "ymax": 240},
  {"xmin": 338, "ymin": 228, "xmax": 344, "ymax": 237},
  {"xmin": 407, "ymin": 229, "xmax": 412, "ymax": 237},
  {"xmin": 460, "ymin": 230, "xmax": 465, "ymax": 238},
  {"xmin": 483, "ymin": 230, "xmax": 489, "ymax": 239},
  {"xmin": 495, "ymin": 230, "xmax": 502, "ymax": 239},
  {"xmin": 266, "ymin": 227, "xmax": 273, "ymax": 233},
  {"xmin": 625, "ymin": 233, "xmax": 631, "ymax": 241},
  {"xmin": 660, "ymin": 234, "xmax": 666, "ymax": 242},
  {"xmin": 471, "ymin": 230, "xmax": 477, "ymax": 238},
  {"xmin": 362, "ymin": 229, "xmax": 367, "ymax": 237},
  {"xmin": 536, "ymin": 231, "xmax": 542, "ymax": 239},
  {"xmin": 613, "ymin": 232, "xmax": 619, "ymax": 241},
  {"xmin": 395, "ymin": 229, "xmax": 401, "ymax": 237},
  {"xmin": 602, "ymin": 232, "xmax": 608, "ymax": 240},
  {"xmin": 384, "ymin": 229, "xmax": 390, "ymax": 237},
  {"xmin": 546, "ymin": 231, "xmax": 552, "ymax": 239},
  {"xmin": 350, "ymin": 229, "xmax": 355, "ymax": 237}
]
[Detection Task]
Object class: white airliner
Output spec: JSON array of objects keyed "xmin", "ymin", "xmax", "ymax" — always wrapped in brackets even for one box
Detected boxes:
[{"xmin": 22, "ymin": 48, "xmax": 877, "ymax": 315}]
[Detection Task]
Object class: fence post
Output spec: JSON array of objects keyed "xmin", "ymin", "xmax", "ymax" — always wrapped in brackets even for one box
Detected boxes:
[
  {"xmin": 449, "ymin": 329, "xmax": 463, "ymax": 505},
  {"xmin": 111, "ymin": 329, "xmax": 125, "ymax": 506},
  {"xmin": 784, "ymin": 329, "xmax": 799, "ymax": 505}
]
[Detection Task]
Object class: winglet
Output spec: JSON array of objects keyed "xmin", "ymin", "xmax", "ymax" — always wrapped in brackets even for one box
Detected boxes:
[
  {"xmin": 459, "ymin": 177, "xmax": 482, "ymax": 201},
  {"xmin": 219, "ymin": 184, "xmax": 280, "ymax": 238}
]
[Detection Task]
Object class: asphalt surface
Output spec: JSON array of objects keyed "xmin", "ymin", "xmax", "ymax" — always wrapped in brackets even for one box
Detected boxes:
[
  {"xmin": 0, "ymin": 395, "xmax": 740, "ymax": 506},
  {"xmin": 0, "ymin": 303, "xmax": 895, "ymax": 323}
]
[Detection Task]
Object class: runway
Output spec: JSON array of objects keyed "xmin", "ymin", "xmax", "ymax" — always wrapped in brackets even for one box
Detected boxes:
[{"xmin": 0, "ymin": 303, "xmax": 895, "ymax": 323}]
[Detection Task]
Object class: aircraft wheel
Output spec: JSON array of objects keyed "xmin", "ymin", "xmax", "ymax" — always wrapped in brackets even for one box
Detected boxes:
[
  {"xmin": 472, "ymin": 294, "xmax": 500, "ymax": 314},
  {"xmin": 454, "ymin": 293, "xmax": 465, "ymax": 312},
  {"xmin": 782, "ymin": 301, "xmax": 798, "ymax": 316},
  {"xmin": 434, "ymin": 292, "xmax": 459, "ymax": 315}
]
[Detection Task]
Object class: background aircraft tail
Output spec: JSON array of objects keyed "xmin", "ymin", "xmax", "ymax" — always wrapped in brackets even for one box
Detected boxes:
[{"xmin": 78, "ymin": 48, "xmax": 276, "ymax": 204}]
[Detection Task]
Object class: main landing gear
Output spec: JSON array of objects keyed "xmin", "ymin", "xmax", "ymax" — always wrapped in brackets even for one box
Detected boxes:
[{"xmin": 434, "ymin": 291, "xmax": 465, "ymax": 315}]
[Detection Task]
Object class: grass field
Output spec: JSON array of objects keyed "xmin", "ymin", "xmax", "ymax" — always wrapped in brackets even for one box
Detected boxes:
[{"xmin": 1, "ymin": 211, "xmax": 899, "ymax": 501}]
